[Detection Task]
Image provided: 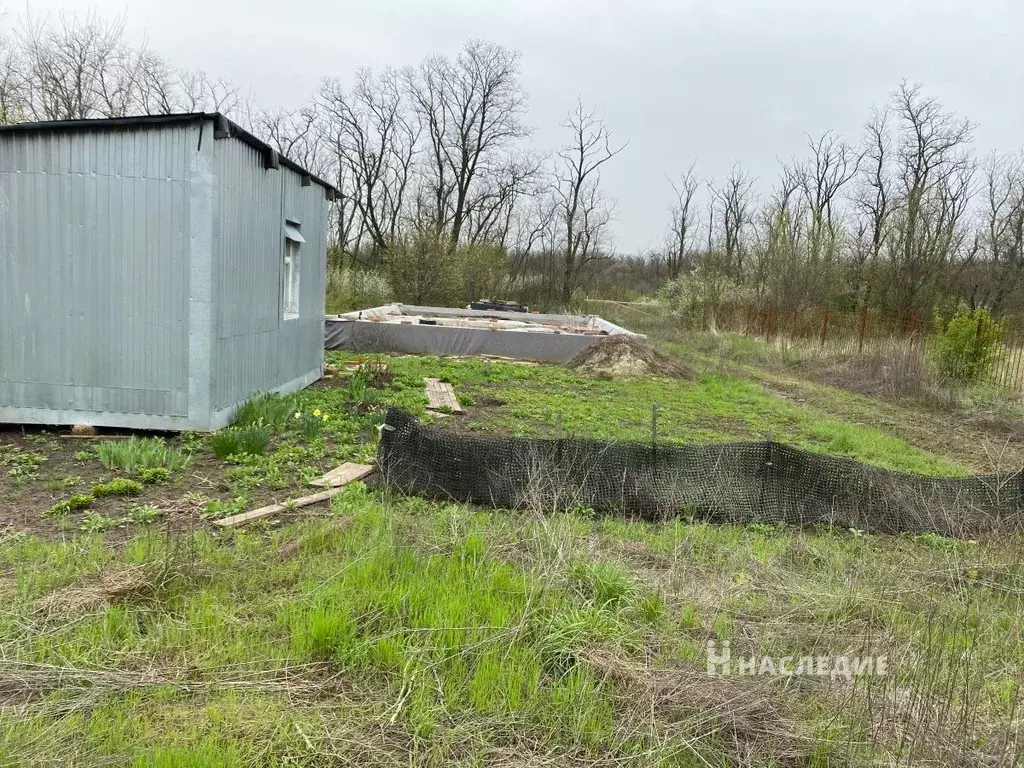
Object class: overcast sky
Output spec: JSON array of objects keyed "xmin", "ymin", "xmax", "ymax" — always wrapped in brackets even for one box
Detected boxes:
[{"xmin": 11, "ymin": 0, "xmax": 1024, "ymax": 252}]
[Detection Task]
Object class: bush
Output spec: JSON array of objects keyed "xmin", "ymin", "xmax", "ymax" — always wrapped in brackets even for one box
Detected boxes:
[
  {"xmin": 326, "ymin": 266, "xmax": 392, "ymax": 314},
  {"xmin": 92, "ymin": 478, "xmax": 144, "ymax": 498},
  {"xmin": 233, "ymin": 393, "xmax": 295, "ymax": 429},
  {"xmin": 385, "ymin": 229, "xmax": 455, "ymax": 306},
  {"xmin": 659, "ymin": 265, "xmax": 757, "ymax": 328},
  {"xmin": 97, "ymin": 438, "xmax": 190, "ymax": 472},
  {"xmin": 931, "ymin": 304, "xmax": 1006, "ymax": 383},
  {"xmin": 211, "ymin": 426, "xmax": 272, "ymax": 459}
]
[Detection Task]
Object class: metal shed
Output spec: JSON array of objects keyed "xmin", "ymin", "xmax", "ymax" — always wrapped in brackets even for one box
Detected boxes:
[{"xmin": 0, "ymin": 113, "xmax": 332, "ymax": 431}]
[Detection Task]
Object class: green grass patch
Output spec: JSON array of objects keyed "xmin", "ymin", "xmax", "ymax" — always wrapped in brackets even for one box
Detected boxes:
[
  {"xmin": 211, "ymin": 426, "xmax": 272, "ymax": 459},
  {"xmin": 91, "ymin": 478, "xmax": 144, "ymax": 498},
  {"xmin": 97, "ymin": 438, "xmax": 190, "ymax": 473},
  {"xmin": 232, "ymin": 392, "xmax": 296, "ymax": 429},
  {"xmin": 337, "ymin": 353, "xmax": 964, "ymax": 475}
]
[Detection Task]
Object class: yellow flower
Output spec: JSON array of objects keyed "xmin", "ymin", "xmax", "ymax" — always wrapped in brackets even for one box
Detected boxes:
[
  {"xmin": 322, "ymin": 414, "xmax": 330, "ymax": 422},
  {"xmin": 313, "ymin": 409, "xmax": 322, "ymax": 417}
]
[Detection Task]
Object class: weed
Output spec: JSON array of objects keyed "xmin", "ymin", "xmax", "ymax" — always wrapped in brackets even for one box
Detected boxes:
[
  {"xmin": 0, "ymin": 445, "xmax": 47, "ymax": 483},
  {"xmin": 293, "ymin": 411, "xmax": 326, "ymax": 440},
  {"xmin": 202, "ymin": 496, "xmax": 249, "ymax": 520},
  {"xmin": 73, "ymin": 450, "xmax": 93, "ymax": 461},
  {"xmin": 211, "ymin": 426, "xmax": 272, "ymax": 459},
  {"xmin": 138, "ymin": 467, "xmax": 171, "ymax": 485},
  {"xmin": 92, "ymin": 478, "xmax": 144, "ymax": 497},
  {"xmin": 97, "ymin": 438, "xmax": 190, "ymax": 472},
  {"xmin": 79, "ymin": 512, "xmax": 121, "ymax": 532},
  {"xmin": 125, "ymin": 505, "xmax": 163, "ymax": 524},
  {"xmin": 233, "ymin": 392, "xmax": 295, "ymax": 428},
  {"xmin": 45, "ymin": 475, "xmax": 82, "ymax": 491},
  {"xmin": 45, "ymin": 494, "xmax": 94, "ymax": 516}
]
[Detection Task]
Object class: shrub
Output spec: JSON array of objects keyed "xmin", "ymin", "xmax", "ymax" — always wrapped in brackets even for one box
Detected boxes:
[
  {"xmin": 97, "ymin": 438, "xmax": 190, "ymax": 472},
  {"xmin": 233, "ymin": 393, "xmax": 295, "ymax": 429},
  {"xmin": 931, "ymin": 303, "xmax": 1007, "ymax": 383},
  {"xmin": 92, "ymin": 478, "xmax": 144, "ymax": 498},
  {"xmin": 211, "ymin": 426, "xmax": 271, "ymax": 459},
  {"xmin": 45, "ymin": 494, "xmax": 94, "ymax": 516},
  {"xmin": 325, "ymin": 265, "xmax": 392, "ymax": 314}
]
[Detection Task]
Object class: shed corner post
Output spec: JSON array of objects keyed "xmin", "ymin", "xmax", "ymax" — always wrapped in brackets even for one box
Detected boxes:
[{"xmin": 187, "ymin": 119, "xmax": 217, "ymax": 430}]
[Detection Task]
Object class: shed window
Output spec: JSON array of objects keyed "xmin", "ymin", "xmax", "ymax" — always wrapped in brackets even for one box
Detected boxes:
[{"xmin": 283, "ymin": 222, "xmax": 304, "ymax": 321}]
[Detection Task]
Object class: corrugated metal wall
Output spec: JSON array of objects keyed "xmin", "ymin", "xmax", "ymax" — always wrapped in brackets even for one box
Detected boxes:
[
  {"xmin": 0, "ymin": 125, "xmax": 193, "ymax": 419},
  {"xmin": 210, "ymin": 134, "xmax": 326, "ymax": 412}
]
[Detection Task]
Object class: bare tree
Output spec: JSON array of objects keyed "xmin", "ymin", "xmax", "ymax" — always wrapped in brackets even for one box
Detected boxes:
[
  {"xmin": 551, "ymin": 100, "xmax": 627, "ymax": 303},
  {"xmin": 0, "ymin": 25, "xmax": 24, "ymax": 123},
  {"xmin": 711, "ymin": 165, "xmax": 755, "ymax": 278},
  {"xmin": 797, "ymin": 132, "xmax": 860, "ymax": 263},
  {"xmin": 404, "ymin": 40, "xmax": 528, "ymax": 250},
  {"xmin": 19, "ymin": 10, "xmax": 131, "ymax": 119},
  {"xmin": 977, "ymin": 153, "xmax": 1024, "ymax": 312},
  {"xmin": 886, "ymin": 82, "xmax": 975, "ymax": 321},
  {"xmin": 850, "ymin": 106, "xmax": 894, "ymax": 308},
  {"xmin": 176, "ymin": 69, "xmax": 243, "ymax": 115},
  {"xmin": 319, "ymin": 67, "xmax": 419, "ymax": 262},
  {"xmin": 251, "ymin": 105, "xmax": 324, "ymax": 175},
  {"xmin": 665, "ymin": 163, "xmax": 700, "ymax": 279}
]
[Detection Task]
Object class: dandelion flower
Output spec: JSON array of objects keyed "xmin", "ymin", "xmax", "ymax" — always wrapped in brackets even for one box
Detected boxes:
[{"xmin": 313, "ymin": 409, "xmax": 322, "ymax": 417}]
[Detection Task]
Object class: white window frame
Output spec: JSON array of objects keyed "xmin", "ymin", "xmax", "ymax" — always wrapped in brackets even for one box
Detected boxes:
[{"xmin": 283, "ymin": 222, "xmax": 303, "ymax": 321}]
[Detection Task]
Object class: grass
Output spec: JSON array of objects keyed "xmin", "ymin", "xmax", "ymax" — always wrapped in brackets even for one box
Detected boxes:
[
  {"xmin": 363, "ymin": 353, "xmax": 966, "ymax": 475},
  {"xmin": 2, "ymin": 348, "xmax": 1022, "ymax": 765},
  {"xmin": 232, "ymin": 392, "xmax": 296, "ymax": 429},
  {"xmin": 96, "ymin": 438, "xmax": 190, "ymax": 473},
  {"xmin": 211, "ymin": 426, "xmax": 272, "ymax": 459},
  {"xmin": 0, "ymin": 490, "xmax": 1020, "ymax": 765}
]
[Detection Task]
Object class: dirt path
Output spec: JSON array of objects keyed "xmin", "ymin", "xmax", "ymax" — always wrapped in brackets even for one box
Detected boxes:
[{"xmin": 735, "ymin": 364, "xmax": 1024, "ymax": 474}]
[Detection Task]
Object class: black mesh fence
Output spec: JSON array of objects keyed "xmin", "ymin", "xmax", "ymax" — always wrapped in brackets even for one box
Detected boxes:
[{"xmin": 378, "ymin": 408, "xmax": 1024, "ymax": 537}]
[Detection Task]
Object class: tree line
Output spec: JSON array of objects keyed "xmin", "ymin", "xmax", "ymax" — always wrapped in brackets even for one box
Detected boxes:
[{"xmin": 3, "ymin": 10, "xmax": 1023, "ymax": 319}]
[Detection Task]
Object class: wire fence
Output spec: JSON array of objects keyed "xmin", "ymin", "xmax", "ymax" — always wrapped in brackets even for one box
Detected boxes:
[
  {"xmin": 583, "ymin": 299, "xmax": 1024, "ymax": 393},
  {"xmin": 378, "ymin": 408, "xmax": 1024, "ymax": 537}
]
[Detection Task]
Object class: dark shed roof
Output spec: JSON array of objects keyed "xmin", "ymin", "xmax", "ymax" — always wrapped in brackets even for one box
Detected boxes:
[{"xmin": 0, "ymin": 112, "xmax": 334, "ymax": 193}]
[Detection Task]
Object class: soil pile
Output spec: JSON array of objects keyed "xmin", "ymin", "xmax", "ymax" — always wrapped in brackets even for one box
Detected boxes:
[{"xmin": 567, "ymin": 335, "xmax": 693, "ymax": 380}]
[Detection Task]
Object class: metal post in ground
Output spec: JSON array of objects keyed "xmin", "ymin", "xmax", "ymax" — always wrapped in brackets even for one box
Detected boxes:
[{"xmin": 555, "ymin": 410, "xmax": 563, "ymax": 464}]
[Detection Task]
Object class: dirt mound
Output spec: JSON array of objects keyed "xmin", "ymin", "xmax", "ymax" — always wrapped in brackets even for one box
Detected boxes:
[{"xmin": 567, "ymin": 335, "xmax": 693, "ymax": 380}]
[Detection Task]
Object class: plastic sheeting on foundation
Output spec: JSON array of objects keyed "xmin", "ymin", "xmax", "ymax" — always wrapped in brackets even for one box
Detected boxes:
[{"xmin": 324, "ymin": 304, "xmax": 641, "ymax": 363}]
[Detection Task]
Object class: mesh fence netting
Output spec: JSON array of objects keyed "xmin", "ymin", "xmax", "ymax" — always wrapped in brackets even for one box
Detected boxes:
[{"xmin": 378, "ymin": 408, "xmax": 1024, "ymax": 537}]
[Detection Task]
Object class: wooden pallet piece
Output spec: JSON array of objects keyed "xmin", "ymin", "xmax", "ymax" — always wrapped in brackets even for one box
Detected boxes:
[
  {"xmin": 215, "ymin": 463, "xmax": 375, "ymax": 528},
  {"xmin": 425, "ymin": 377, "xmax": 464, "ymax": 414},
  {"xmin": 309, "ymin": 461, "xmax": 376, "ymax": 488}
]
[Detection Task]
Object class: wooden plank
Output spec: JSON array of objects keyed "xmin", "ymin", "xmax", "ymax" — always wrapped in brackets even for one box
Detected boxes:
[
  {"xmin": 424, "ymin": 377, "xmax": 464, "ymax": 414},
  {"xmin": 215, "ymin": 463, "xmax": 375, "ymax": 528},
  {"xmin": 309, "ymin": 461, "xmax": 375, "ymax": 488}
]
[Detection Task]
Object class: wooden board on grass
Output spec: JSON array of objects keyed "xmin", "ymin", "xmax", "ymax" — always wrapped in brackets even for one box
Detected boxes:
[
  {"xmin": 425, "ymin": 378, "xmax": 464, "ymax": 414},
  {"xmin": 215, "ymin": 462, "xmax": 375, "ymax": 528},
  {"xmin": 309, "ymin": 461, "xmax": 376, "ymax": 488}
]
